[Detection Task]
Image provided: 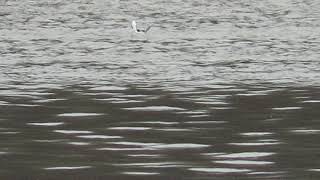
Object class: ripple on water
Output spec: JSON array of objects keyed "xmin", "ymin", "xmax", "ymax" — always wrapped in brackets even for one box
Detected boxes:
[
  {"xmin": 248, "ymin": 171, "xmax": 286, "ymax": 175},
  {"xmin": 185, "ymin": 120, "xmax": 227, "ymax": 124},
  {"xmin": 290, "ymin": 129, "xmax": 320, "ymax": 134},
  {"xmin": 151, "ymin": 143, "xmax": 210, "ymax": 149},
  {"xmin": 32, "ymin": 98, "xmax": 66, "ymax": 103},
  {"xmin": 188, "ymin": 114, "xmax": 210, "ymax": 118},
  {"xmin": 0, "ymin": 101, "xmax": 9, "ymax": 105},
  {"xmin": 98, "ymin": 142, "xmax": 209, "ymax": 151},
  {"xmin": 301, "ymin": 100, "xmax": 320, "ymax": 103},
  {"xmin": 27, "ymin": 122, "xmax": 64, "ymax": 126},
  {"xmin": 214, "ymin": 152, "xmax": 275, "ymax": 158},
  {"xmin": 89, "ymin": 86, "xmax": 127, "ymax": 91},
  {"xmin": 94, "ymin": 98, "xmax": 144, "ymax": 104},
  {"xmin": 127, "ymin": 154, "xmax": 162, "ymax": 157},
  {"xmin": 123, "ymin": 106, "xmax": 186, "ymax": 111},
  {"xmin": 44, "ymin": 166, "xmax": 92, "ymax": 170},
  {"xmin": 189, "ymin": 167, "xmax": 251, "ymax": 173},
  {"xmin": 122, "ymin": 172, "xmax": 160, "ymax": 175},
  {"xmin": 133, "ymin": 121, "xmax": 179, "ymax": 125},
  {"xmin": 57, "ymin": 113, "xmax": 104, "ymax": 117},
  {"xmin": 109, "ymin": 141, "xmax": 162, "ymax": 147},
  {"xmin": 309, "ymin": 169, "xmax": 320, "ymax": 172},
  {"xmin": 77, "ymin": 135, "xmax": 122, "ymax": 139},
  {"xmin": 54, "ymin": 130, "xmax": 93, "ymax": 134},
  {"xmin": 114, "ymin": 162, "xmax": 186, "ymax": 168},
  {"xmin": 272, "ymin": 107, "xmax": 302, "ymax": 110},
  {"xmin": 97, "ymin": 147, "xmax": 154, "ymax": 151},
  {"xmin": 155, "ymin": 128, "xmax": 194, "ymax": 132},
  {"xmin": 108, "ymin": 127, "xmax": 151, "ymax": 130},
  {"xmin": 240, "ymin": 132, "xmax": 274, "ymax": 136},
  {"xmin": 68, "ymin": 142, "xmax": 91, "ymax": 146},
  {"xmin": 229, "ymin": 141, "xmax": 281, "ymax": 146},
  {"xmin": 214, "ymin": 160, "xmax": 274, "ymax": 165}
]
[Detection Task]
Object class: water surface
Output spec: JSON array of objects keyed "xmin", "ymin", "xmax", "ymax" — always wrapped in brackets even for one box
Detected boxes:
[{"xmin": 0, "ymin": 0, "xmax": 320, "ymax": 179}]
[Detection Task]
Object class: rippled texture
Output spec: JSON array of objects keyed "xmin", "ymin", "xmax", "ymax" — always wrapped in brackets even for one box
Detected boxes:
[{"xmin": 1, "ymin": 0, "xmax": 320, "ymax": 179}]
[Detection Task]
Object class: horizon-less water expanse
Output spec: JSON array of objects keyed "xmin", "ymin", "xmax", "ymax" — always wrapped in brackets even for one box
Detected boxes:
[{"xmin": 1, "ymin": 0, "xmax": 320, "ymax": 179}]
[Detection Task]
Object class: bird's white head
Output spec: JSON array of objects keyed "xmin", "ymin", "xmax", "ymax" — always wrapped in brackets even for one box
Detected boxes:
[{"xmin": 131, "ymin": 20, "xmax": 138, "ymax": 33}]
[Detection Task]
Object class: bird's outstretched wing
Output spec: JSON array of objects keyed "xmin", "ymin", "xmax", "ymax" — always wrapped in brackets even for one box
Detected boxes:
[{"xmin": 145, "ymin": 25, "xmax": 152, "ymax": 32}]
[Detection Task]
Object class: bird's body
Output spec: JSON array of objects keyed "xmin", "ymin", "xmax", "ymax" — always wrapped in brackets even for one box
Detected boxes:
[{"xmin": 131, "ymin": 21, "xmax": 152, "ymax": 34}]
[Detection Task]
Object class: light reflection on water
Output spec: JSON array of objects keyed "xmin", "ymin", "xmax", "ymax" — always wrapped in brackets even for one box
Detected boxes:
[
  {"xmin": 1, "ymin": 0, "xmax": 320, "ymax": 179},
  {"xmin": 0, "ymin": 85, "xmax": 319, "ymax": 179}
]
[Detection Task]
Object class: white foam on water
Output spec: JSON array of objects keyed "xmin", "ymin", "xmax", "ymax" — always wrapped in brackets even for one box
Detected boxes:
[
  {"xmin": 44, "ymin": 166, "xmax": 92, "ymax": 170},
  {"xmin": 189, "ymin": 167, "xmax": 251, "ymax": 173},
  {"xmin": 28, "ymin": 122, "xmax": 64, "ymax": 126},
  {"xmin": 57, "ymin": 113, "xmax": 104, "ymax": 117},
  {"xmin": 214, "ymin": 160, "xmax": 274, "ymax": 165},
  {"xmin": 54, "ymin": 130, "xmax": 93, "ymax": 134},
  {"xmin": 124, "ymin": 106, "xmax": 185, "ymax": 111}
]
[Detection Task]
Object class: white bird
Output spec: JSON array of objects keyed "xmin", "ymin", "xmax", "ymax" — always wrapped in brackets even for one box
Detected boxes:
[{"xmin": 131, "ymin": 20, "xmax": 152, "ymax": 33}]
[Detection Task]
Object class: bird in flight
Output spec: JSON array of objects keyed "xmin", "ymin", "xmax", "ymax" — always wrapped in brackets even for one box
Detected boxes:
[{"xmin": 131, "ymin": 20, "xmax": 152, "ymax": 33}]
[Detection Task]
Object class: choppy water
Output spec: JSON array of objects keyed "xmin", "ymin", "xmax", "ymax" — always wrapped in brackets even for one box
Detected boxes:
[{"xmin": 1, "ymin": 0, "xmax": 320, "ymax": 179}]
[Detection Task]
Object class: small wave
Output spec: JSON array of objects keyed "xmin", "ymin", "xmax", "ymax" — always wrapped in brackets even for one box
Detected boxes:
[
  {"xmin": 57, "ymin": 113, "xmax": 104, "ymax": 117},
  {"xmin": 44, "ymin": 166, "xmax": 92, "ymax": 170},
  {"xmin": 189, "ymin": 167, "xmax": 251, "ymax": 173},
  {"xmin": 123, "ymin": 106, "xmax": 185, "ymax": 111}
]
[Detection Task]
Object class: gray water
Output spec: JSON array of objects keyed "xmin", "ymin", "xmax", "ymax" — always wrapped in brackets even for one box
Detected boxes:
[{"xmin": 1, "ymin": 0, "xmax": 320, "ymax": 179}]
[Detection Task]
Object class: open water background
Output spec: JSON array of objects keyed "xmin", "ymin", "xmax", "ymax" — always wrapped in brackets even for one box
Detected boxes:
[{"xmin": 0, "ymin": 0, "xmax": 320, "ymax": 179}]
